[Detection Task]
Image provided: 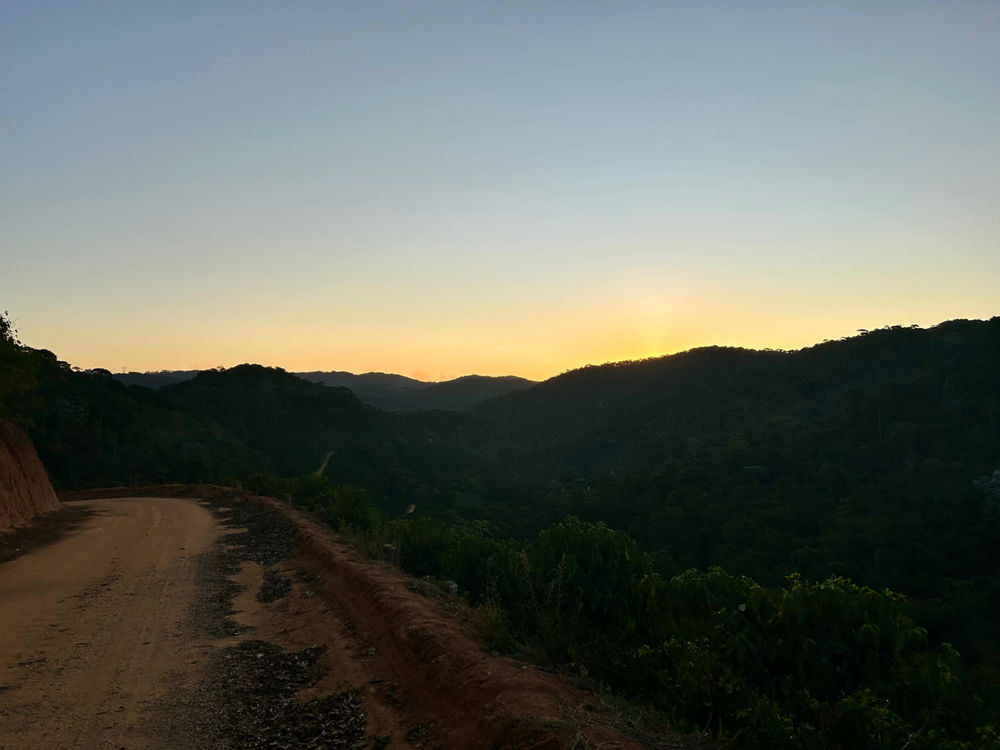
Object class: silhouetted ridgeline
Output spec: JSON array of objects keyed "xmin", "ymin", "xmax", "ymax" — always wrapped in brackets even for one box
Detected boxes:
[
  {"xmin": 470, "ymin": 318, "xmax": 1000, "ymax": 447},
  {"xmin": 115, "ymin": 368, "xmax": 536, "ymax": 412},
  {"xmin": 296, "ymin": 371, "xmax": 536, "ymax": 411},
  {"xmin": 112, "ymin": 370, "xmax": 199, "ymax": 389}
]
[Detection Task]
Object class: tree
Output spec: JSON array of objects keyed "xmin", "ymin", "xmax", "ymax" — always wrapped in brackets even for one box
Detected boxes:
[
  {"xmin": 0, "ymin": 309, "xmax": 35, "ymax": 412},
  {"xmin": 0, "ymin": 309, "xmax": 18, "ymax": 346}
]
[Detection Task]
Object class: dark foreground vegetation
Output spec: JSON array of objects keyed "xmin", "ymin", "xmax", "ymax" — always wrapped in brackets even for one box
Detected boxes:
[{"xmin": 3, "ymin": 310, "xmax": 999, "ymax": 747}]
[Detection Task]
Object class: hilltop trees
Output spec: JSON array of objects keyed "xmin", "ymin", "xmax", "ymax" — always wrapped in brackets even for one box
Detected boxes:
[
  {"xmin": 0, "ymin": 310, "xmax": 17, "ymax": 345},
  {"xmin": 0, "ymin": 310, "xmax": 36, "ymax": 412}
]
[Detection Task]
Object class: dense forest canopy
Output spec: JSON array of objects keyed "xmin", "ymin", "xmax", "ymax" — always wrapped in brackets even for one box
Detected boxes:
[{"xmin": 2, "ymin": 312, "xmax": 999, "ymax": 747}]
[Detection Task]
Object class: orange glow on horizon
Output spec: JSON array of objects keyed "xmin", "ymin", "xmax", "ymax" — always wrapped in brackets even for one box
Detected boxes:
[{"xmin": 20, "ymin": 297, "xmax": 998, "ymax": 385}]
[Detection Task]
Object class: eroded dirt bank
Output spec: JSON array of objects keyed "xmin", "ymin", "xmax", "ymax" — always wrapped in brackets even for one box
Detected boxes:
[
  {"xmin": 275, "ymin": 499, "xmax": 649, "ymax": 749},
  {"xmin": 0, "ymin": 419, "xmax": 60, "ymax": 531}
]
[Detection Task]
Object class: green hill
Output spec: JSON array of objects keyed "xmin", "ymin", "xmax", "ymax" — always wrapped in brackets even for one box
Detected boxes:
[{"xmin": 433, "ymin": 319, "xmax": 1000, "ymax": 672}]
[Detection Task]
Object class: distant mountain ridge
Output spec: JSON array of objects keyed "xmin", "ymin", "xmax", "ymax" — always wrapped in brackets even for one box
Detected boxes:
[
  {"xmin": 114, "ymin": 369, "xmax": 537, "ymax": 412},
  {"xmin": 113, "ymin": 370, "xmax": 200, "ymax": 390},
  {"xmin": 310, "ymin": 373, "xmax": 536, "ymax": 412},
  {"xmin": 468, "ymin": 318, "xmax": 1000, "ymax": 453}
]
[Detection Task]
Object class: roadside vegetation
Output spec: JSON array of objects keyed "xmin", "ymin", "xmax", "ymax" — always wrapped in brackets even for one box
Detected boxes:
[{"xmin": 252, "ymin": 474, "xmax": 997, "ymax": 749}]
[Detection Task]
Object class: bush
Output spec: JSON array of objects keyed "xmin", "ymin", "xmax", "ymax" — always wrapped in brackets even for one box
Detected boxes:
[{"xmin": 273, "ymin": 478, "xmax": 986, "ymax": 748}]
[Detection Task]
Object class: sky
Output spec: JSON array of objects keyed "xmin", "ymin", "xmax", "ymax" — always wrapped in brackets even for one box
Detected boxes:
[{"xmin": 2, "ymin": 1, "xmax": 997, "ymax": 381}]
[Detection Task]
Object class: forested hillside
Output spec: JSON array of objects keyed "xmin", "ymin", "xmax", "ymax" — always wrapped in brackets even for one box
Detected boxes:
[
  {"xmin": 422, "ymin": 320, "xmax": 1000, "ymax": 675},
  {"xmin": 3, "ymin": 312, "xmax": 999, "ymax": 747}
]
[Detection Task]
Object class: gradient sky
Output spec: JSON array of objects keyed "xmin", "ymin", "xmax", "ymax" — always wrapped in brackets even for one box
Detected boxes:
[{"xmin": 2, "ymin": 2, "xmax": 997, "ymax": 381}]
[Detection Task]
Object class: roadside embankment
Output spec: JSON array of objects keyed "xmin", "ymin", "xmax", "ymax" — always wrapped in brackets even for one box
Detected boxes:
[
  {"xmin": 0, "ymin": 418, "xmax": 60, "ymax": 531},
  {"xmin": 263, "ymin": 495, "xmax": 644, "ymax": 749}
]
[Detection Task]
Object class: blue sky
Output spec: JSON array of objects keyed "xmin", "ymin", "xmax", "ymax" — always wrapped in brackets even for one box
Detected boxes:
[{"xmin": 2, "ymin": 2, "xmax": 997, "ymax": 380}]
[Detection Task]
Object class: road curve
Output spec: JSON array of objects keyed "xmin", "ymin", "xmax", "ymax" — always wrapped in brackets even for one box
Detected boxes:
[{"xmin": 0, "ymin": 497, "xmax": 218, "ymax": 749}]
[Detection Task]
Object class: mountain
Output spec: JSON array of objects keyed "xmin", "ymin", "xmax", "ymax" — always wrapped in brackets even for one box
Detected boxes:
[
  {"xmin": 295, "ymin": 370, "xmax": 425, "ymax": 391},
  {"xmin": 440, "ymin": 319, "xmax": 1000, "ymax": 669},
  {"xmin": 334, "ymin": 374, "xmax": 537, "ymax": 412},
  {"xmin": 114, "ymin": 370, "xmax": 200, "ymax": 389},
  {"xmin": 117, "ymin": 369, "xmax": 537, "ymax": 412},
  {"xmin": 163, "ymin": 364, "xmax": 362, "ymax": 416},
  {"xmin": 294, "ymin": 370, "xmax": 428, "ymax": 410},
  {"xmin": 160, "ymin": 364, "xmax": 404, "ymax": 477},
  {"xmin": 471, "ymin": 319, "xmax": 1000, "ymax": 454},
  {"xmin": 1, "ymin": 349, "xmax": 485, "ymax": 504},
  {"xmin": 1, "ymin": 350, "xmax": 259, "ymax": 488}
]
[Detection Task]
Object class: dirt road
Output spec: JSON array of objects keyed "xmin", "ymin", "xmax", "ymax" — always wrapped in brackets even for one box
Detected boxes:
[
  {"xmin": 2, "ymin": 490, "xmax": 670, "ymax": 749},
  {"xmin": 0, "ymin": 497, "xmax": 217, "ymax": 749}
]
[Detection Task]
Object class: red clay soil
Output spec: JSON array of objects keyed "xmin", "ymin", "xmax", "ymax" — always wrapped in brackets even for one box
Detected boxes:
[
  {"xmin": 61, "ymin": 486, "xmax": 701, "ymax": 749},
  {"xmin": 273, "ymin": 499, "xmax": 645, "ymax": 749},
  {"xmin": 0, "ymin": 419, "xmax": 60, "ymax": 531}
]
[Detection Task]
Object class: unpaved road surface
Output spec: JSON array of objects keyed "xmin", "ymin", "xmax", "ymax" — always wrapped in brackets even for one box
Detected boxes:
[
  {"xmin": 2, "ymin": 490, "xmax": 676, "ymax": 749},
  {"xmin": 0, "ymin": 497, "xmax": 217, "ymax": 749}
]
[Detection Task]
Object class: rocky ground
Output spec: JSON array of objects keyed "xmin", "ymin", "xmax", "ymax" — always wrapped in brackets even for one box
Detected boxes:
[{"xmin": 164, "ymin": 499, "xmax": 376, "ymax": 749}]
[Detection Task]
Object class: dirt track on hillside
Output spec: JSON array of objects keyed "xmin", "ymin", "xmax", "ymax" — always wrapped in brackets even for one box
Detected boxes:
[
  {"xmin": 0, "ymin": 497, "xmax": 217, "ymax": 748},
  {"xmin": 2, "ymin": 491, "xmax": 698, "ymax": 749}
]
